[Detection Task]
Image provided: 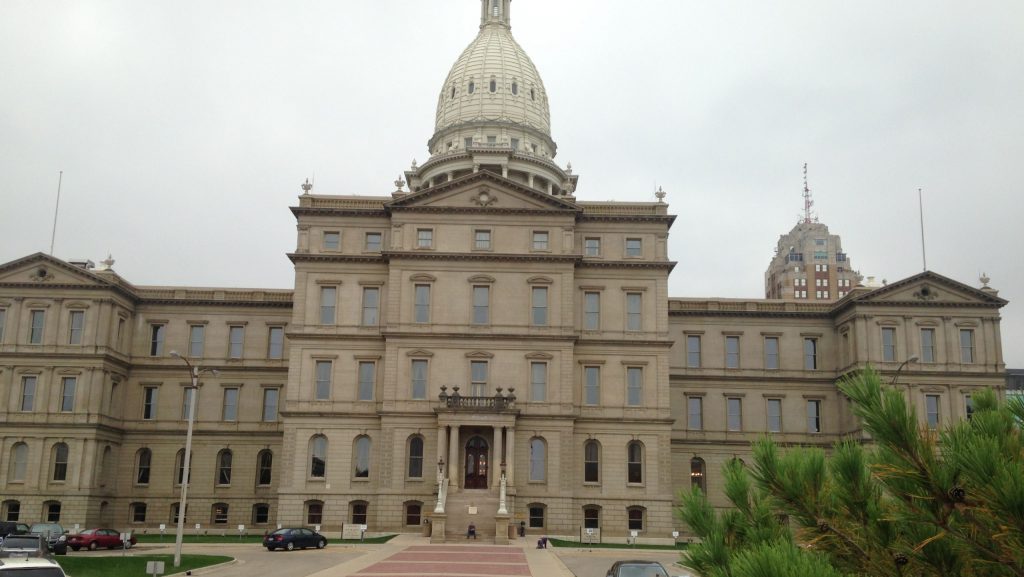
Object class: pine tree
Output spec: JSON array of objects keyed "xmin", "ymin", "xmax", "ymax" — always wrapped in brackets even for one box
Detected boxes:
[{"xmin": 677, "ymin": 367, "xmax": 1024, "ymax": 577}]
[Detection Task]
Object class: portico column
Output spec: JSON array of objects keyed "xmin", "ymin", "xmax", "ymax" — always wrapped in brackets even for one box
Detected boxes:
[
  {"xmin": 506, "ymin": 427, "xmax": 515, "ymax": 486},
  {"xmin": 492, "ymin": 425, "xmax": 503, "ymax": 489},
  {"xmin": 448, "ymin": 425, "xmax": 460, "ymax": 488},
  {"xmin": 437, "ymin": 426, "xmax": 448, "ymax": 478}
]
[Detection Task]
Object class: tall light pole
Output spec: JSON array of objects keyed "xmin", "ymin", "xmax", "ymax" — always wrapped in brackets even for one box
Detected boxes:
[
  {"xmin": 169, "ymin": 351, "xmax": 217, "ymax": 568},
  {"xmin": 890, "ymin": 355, "xmax": 920, "ymax": 386}
]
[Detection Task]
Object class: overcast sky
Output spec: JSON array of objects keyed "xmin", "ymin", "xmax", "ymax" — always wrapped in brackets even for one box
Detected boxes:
[{"xmin": 1, "ymin": 0, "xmax": 1021, "ymax": 366}]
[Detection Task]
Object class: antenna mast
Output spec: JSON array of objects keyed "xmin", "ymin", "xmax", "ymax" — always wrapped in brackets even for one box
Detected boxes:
[
  {"xmin": 918, "ymin": 187, "xmax": 927, "ymax": 271},
  {"xmin": 50, "ymin": 171, "xmax": 63, "ymax": 255},
  {"xmin": 802, "ymin": 163, "xmax": 815, "ymax": 224}
]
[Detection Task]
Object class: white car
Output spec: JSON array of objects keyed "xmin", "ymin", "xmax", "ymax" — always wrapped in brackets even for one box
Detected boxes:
[{"xmin": 0, "ymin": 556, "xmax": 68, "ymax": 577}]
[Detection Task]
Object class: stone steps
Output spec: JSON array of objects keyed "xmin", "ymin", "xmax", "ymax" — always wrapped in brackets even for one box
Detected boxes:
[{"xmin": 444, "ymin": 489, "xmax": 499, "ymax": 541}]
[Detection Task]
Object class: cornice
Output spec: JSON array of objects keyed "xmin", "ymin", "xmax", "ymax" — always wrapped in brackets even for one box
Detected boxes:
[
  {"xmin": 577, "ymin": 260, "xmax": 677, "ymax": 272},
  {"xmin": 383, "ymin": 251, "xmax": 578, "ymax": 263},
  {"xmin": 577, "ymin": 214, "xmax": 677, "ymax": 225},
  {"xmin": 288, "ymin": 253, "xmax": 386, "ymax": 265},
  {"xmin": 290, "ymin": 207, "xmax": 389, "ymax": 218}
]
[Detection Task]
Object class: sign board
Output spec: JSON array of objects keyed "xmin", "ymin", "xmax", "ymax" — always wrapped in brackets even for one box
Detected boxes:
[
  {"xmin": 672, "ymin": 531, "xmax": 680, "ymax": 539},
  {"xmin": 74, "ymin": 524, "xmax": 80, "ymax": 531},
  {"xmin": 238, "ymin": 525, "xmax": 245, "ymax": 532},
  {"xmin": 146, "ymin": 561, "xmax": 165, "ymax": 575},
  {"xmin": 159, "ymin": 524, "xmax": 166, "ymax": 532},
  {"xmin": 342, "ymin": 524, "xmax": 363, "ymax": 540},
  {"xmin": 194, "ymin": 523, "xmax": 201, "ymax": 530},
  {"xmin": 467, "ymin": 506, "xmax": 478, "ymax": 515},
  {"xmin": 630, "ymin": 530, "xmax": 639, "ymax": 538},
  {"xmin": 120, "ymin": 533, "xmax": 130, "ymax": 542},
  {"xmin": 277, "ymin": 523, "xmax": 283, "ymax": 530},
  {"xmin": 314, "ymin": 525, "xmax": 321, "ymax": 533},
  {"xmin": 360, "ymin": 524, "xmax": 367, "ymax": 532},
  {"xmin": 586, "ymin": 528, "xmax": 594, "ymax": 536}
]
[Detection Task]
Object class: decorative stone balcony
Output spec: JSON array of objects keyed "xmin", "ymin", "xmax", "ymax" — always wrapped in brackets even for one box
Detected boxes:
[{"xmin": 437, "ymin": 386, "xmax": 517, "ymax": 412}]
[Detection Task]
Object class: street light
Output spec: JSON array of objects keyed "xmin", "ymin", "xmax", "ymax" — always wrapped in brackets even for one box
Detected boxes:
[
  {"xmin": 890, "ymin": 355, "xmax": 920, "ymax": 385},
  {"xmin": 169, "ymin": 351, "xmax": 218, "ymax": 568}
]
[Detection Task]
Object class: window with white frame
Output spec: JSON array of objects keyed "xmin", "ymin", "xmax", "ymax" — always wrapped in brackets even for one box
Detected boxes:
[
  {"xmin": 530, "ymin": 362, "xmax": 546, "ymax": 402},
  {"xmin": 365, "ymin": 232, "xmax": 382, "ymax": 252},
  {"xmin": 320, "ymin": 286, "xmax": 337, "ymax": 324},
  {"xmin": 411, "ymin": 359, "xmax": 428, "ymax": 400},
  {"xmin": 315, "ymin": 361, "xmax": 332, "ymax": 400},
  {"xmin": 362, "ymin": 287, "xmax": 380, "ymax": 326},
  {"xmin": 222, "ymin": 387, "xmax": 239, "ymax": 421},
  {"xmin": 60, "ymin": 377, "xmax": 76, "ymax": 412},
  {"xmin": 474, "ymin": 229, "xmax": 491, "ymax": 250},
  {"xmin": 529, "ymin": 438, "xmax": 546, "ymax": 482},
  {"xmin": 323, "ymin": 231, "xmax": 340, "ymax": 251},
  {"xmin": 726, "ymin": 336, "xmax": 740, "ymax": 369},
  {"xmin": 358, "ymin": 361, "xmax": 375, "ymax": 401},
  {"xmin": 20, "ymin": 376, "xmax": 36, "ymax": 411},
  {"xmin": 583, "ymin": 441, "xmax": 600, "ymax": 483},
  {"xmin": 472, "ymin": 286, "xmax": 490, "ymax": 324},
  {"xmin": 584, "ymin": 366, "xmax": 600, "ymax": 405},
  {"xmin": 531, "ymin": 286, "xmax": 548, "ymax": 326},
  {"xmin": 29, "ymin": 310, "xmax": 45, "ymax": 344},
  {"xmin": 925, "ymin": 394, "xmax": 940, "ymax": 430},
  {"xmin": 626, "ymin": 441, "xmax": 643, "ymax": 484},
  {"xmin": 764, "ymin": 337, "xmax": 779, "ymax": 370},
  {"xmin": 920, "ymin": 328, "xmax": 936, "ymax": 363},
  {"xmin": 353, "ymin": 436, "xmax": 371, "ymax": 478},
  {"xmin": 149, "ymin": 323, "xmax": 164, "ymax": 356},
  {"xmin": 625, "ymin": 238, "xmax": 642, "ymax": 257},
  {"xmin": 959, "ymin": 329, "xmax": 975, "ymax": 363},
  {"xmin": 143, "ymin": 387, "xmax": 158, "ymax": 420},
  {"xmin": 687, "ymin": 335, "xmax": 701, "ymax": 368},
  {"xmin": 267, "ymin": 327, "xmax": 285, "ymax": 359},
  {"xmin": 882, "ymin": 327, "xmax": 896, "ymax": 362},
  {"xmin": 414, "ymin": 284, "xmax": 431, "ymax": 323},
  {"xmin": 257, "ymin": 450, "xmax": 273, "ymax": 486},
  {"xmin": 416, "ymin": 228, "xmax": 433, "ymax": 249},
  {"xmin": 804, "ymin": 338, "xmax": 818, "ymax": 370},
  {"xmin": 262, "ymin": 388, "xmax": 279, "ymax": 421},
  {"xmin": 68, "ymin": 310, "xmax": 84, "ymax": 345},
  {"xmin": 189, "ymin": 325, "xmax": 205, "ymax": 358},
  {"xmin": 309, "ymin": 436, "xmax": 327, "ymax": 478},
  {"xmin": 807, "ymin": 400, "xmax": 822, "ymax": 433},
  {"xmin": 228, "ymin": 326, "xmax": 245, "ymax": 359},
  {"xmin": 584, "ymin": 291, "xmax": 600, "ymax": 330},
  {"xmin": 470, "ymin": 361, "xmax": 488, "ymax": 396},
  {"xmin": 767, "ymin": 398, "xmax": 782, "ymax": 432},
  {"xmin": 626, "ymin": 366, "xmax": 642, "ymax": 406},
  {"xmin": 584, "ymin": 237, "xmax": 601, "ymax": 256},
  {"xmin": 688, "ymin": 396, "xmax": 703, "ymax": 430},
  {"xmin": 626, "ymin": 292, "xmax": 642, "ymax": 331},
  {"xmin": 727, "ymin": 397, "xmax": 743, "ymax": 431},
  {"xmin": 532, "ymin": 231, "xmax": 549, "ymax": 251}
]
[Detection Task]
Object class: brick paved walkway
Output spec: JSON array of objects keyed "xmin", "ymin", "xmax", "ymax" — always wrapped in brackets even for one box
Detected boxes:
[{"xmin": 355, "ymin": 545, "xmax": 531, "ymax": 577}]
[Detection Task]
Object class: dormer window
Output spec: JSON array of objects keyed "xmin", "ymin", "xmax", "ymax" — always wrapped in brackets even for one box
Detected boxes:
[
  {"xmin": 468, "ymin": 81, "xmax": 475, "ymax": 94},
  {"xmin": 489, "ymin": 79, "xmax": 497, "ymax": 93},
  {"xmin": 512, "ymin": 82, "xmax": 518, "ymax": 95}
]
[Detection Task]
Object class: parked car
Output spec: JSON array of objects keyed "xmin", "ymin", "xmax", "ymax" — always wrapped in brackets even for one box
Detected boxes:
[
  {"xmin": 66, "ymin": 528, "xmax": 136, "ymax": 552},
  {"xmin": 26, "ymin": 526, "xmax": 65, "ymax": 557},
  {"xmin": 606, "ymin": 560, "xmax": 690, "ymax": 577},
  {"xmin": 0, "ymin": 556, "xmax": 68, "ymax": 576},
  {"xmin": 0, "ymin": 535, "xmax": 49, "ymax": 559},
  {"xmin": 262, "ymin": 528, "xmax": 327, "ymax": 551}
]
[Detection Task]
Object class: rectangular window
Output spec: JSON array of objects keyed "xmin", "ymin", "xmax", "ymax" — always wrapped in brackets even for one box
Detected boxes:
[
  {"xmin": 626, "ymin": 292, "xmax": 642, "ymax": 331},
  {"xmin": 132, "ymin": 504, "xmax": 147, "ymax": 523},
  {"xmin": 362, "ymin": 287, "xmax": 380, "ymax": 326},
  {"xmin": 0, "ymin": 308, "xmax": 6, "ymax": 342},
  {"xmin": 804, "ymin": 338, "xmax": 818, "ymax": 370},
  {"xmin": 959, "ymin": 329, "xmax": 975, "ymax": 363},
  {"xmin": 510, "ymin": 137, "xmax": 520, "ymax": 150},
  {"xmin": 767, "ymin": 398, "xmax": 782, "ymax": 432},
  {"xmin": 268, "ymin": 327, "xmax": 284, "ymax": 359},
  {"xmin": 625, "ymin": 238, "xmax": 642, "ymax": 257},
  {"xmin": 29, "ymin": 310, "xmax": 45, "ymax": 344},
  {"xmin": 687, "ymin": 397, "xmax": 703, "ymax": 430},
  {"xmin": 411, "ymin": 360, "xmax": 428, "ymax": 400},
  {"xmin": 20, "ymin": 376, "xmax": 37, "ymax": 411},
  {"xmin": 262, "ymin": 388, "xmax": 279, "ymax": 422},
  {"xmin": 414, "ymin": 284, "xmax": 431, "ymax": 323},
  {"xmin": 530, "ymin": 362, "xmax": 547, "ymax": 402},
  {"xmin": 626, "ymin": 367, "xmax": 642, "ymax": 406},
  {"xmin": 474, "ymin": 230, "xmax": 491, "ymax": 250},
  {"xmin": 921, "ymin": 327, "xmax": 937, "ymax": 362},
  {"xmin": 925, "ymin": 394, "xmax": 940, "ymax": 430},
  {"xmin": 529, "ymin": 506, "xmax": 545, "ymax": 529},
  {"xmin": 358, "ymin": 361, "xmax": 375, "ymax": 401},
  {"xmin": 189, "ymin": 325, "xmax": 205, "ymax": 358},
  {"xmin": 46, "ymin": 503, "xmax": 61, "ymax": 523},
  {"xmin": 417, "ymin": 228, "xmax": 433, "ymax": 249},
  {"xmin": 143, "ymin": 387, "xmax": 158, "ymax": 420},
  {"xmin": 222, "ymin": 388, "xmax": 239, "ymax": 421},
  {"xmin": 687, "ymin": 335, "xmax": 701, "ymax": 368},
  {"xmin": 365, "ymin": 232, "xmax": 382, "ymax": 252},
  {"xmin": 315, "ymin": 361, "xmax": 332, "ymax": 400},
  {"xmin": 68, "ymin": 311, "xmax": 85, "ymax": 344},
  {"xmin": 472, "ymin": 286, "xmax": 489, "ymax": 324},
  {"xmin": 320, "ymin": 286, "xmax": 337, "ymax": 324},
  {"xmin": 323, "ymin": 231, "xmax": 340, "ymax": 251},
  {"xmin": 765, "ymin": 337, "xmax": 779, "ymax": 370},
  {"xmin": 727, "ymin": 398, "xmax": 742, "ymax": 431},
  {"xmin": 726, "ymin": 336, "xmax": 740, "ymax": 369},
  {"xmin": 882, "ymin": 327, "xmax": 896, "ymax": 362},
  {"xmin": 60, "ymin": 377, "xmax": 76, "ymax": 412},
  {"xmin": 470, "ymin": 361, "xmax": 488, "ymax": 396},
  {"xmin": 531, "ymin": 286, "xmax": 548, "ymax": 326},
  {"xmin": 149, "ymin": 324, "xmax": 164, "ymax": 356},
  {"xmin": 464, "ymin": 137, "xmax": 473, "ymax": 149},
  {"xmin": 584, "ymin": 292, "xmax": 600, "ymax": 330},
  {"xmin": 807, "ymin": 400, "xmax": 822, "ymax": 433},
  {"xmin": 584, "ymin": 237, "xmax": 601, "ymax": 256},
  {"xmin": 182, "ymin": 387, "xmax": 197, "ymax": 420},
  {"xmin": 532, "ymin": 231, "xmax": 549, "ymax": 251},
  {"xmin": 583, "ymin": 366, "xmax": 600, "ymax": 406},
  {"xmin": 229, "ymin": 326, "xmax": 245, "ymax": 358}
]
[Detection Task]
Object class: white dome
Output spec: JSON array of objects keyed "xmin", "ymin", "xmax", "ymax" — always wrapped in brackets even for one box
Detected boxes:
[{"xmin": 433, "ymin": 1, "xmax": 551, "ymax": 140}]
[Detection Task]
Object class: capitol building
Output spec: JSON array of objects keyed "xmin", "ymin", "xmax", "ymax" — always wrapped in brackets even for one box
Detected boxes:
[{"xmin": 0, "ymin": 0, "xmax": 1008, "ymax": 543}]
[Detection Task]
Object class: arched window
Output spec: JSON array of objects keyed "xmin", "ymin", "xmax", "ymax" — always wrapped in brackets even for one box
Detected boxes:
[
  {"xmin": 583, "ymin": 505, "xmax": 601, "ymax": 529},
  {"xmin": 691, "ymin": 457, "xmax": 706, "ymax": 492},
  {"xmin": 583, "ymin": 440, "xmax": 600, "ymax": 483},
  {"xmin": 252, "ymin": 503, "xmax": 270, "ymax": 525},
  {"xmin": 257, "ymin": 450, "xmax": 273, "ymax": 486},
  {"xmin": 305, "ymin": 500, "xmax": 324, "ymax": 525},
  {"xmin": 353, "ymin": 436, "xmax": 371, "ymax": 478},
  {"xmin": 350, "ymin": 501, "xmax": 368, "ymax": 525},
  {"xmin": 489, "ymin": 78, "xmax": 497, "ymax": 93},
  {"xmin": 51, "ymin": 443, "xmax": 69, "ymax": 482},
  {"xmin": 211, "ymin": 503, "xmax": 229, "ymax": 525},
  {"xmin": 529, "ymin": 437, "xmax": 546, "ymax": 482},
  {"xmin": 309, "ymin": 435, "xmax": 327, "ymax": 478},
  {"xmin": 130, "ymin": 502, "xmax": 147, "ymax": 524},
  {"xmin": 98, "ymin": 446, "xmax": 112, "ymax": 487},
  {"xmin": 175, "ymin": 449, "xmax": 192, "ymax": 485},
  {"xmin": 1, "ymin": 500, "xmax": 21, "ymax": 522},
  {"xmin": 216, "ymin": 449, "xmax": 233, "ymax": 485},
  {"xmin": 407, "ymin": 436, "xmax": 424, "ymax": 479},
  {"xmin": 136, "ymin": 449, "xmax": 152, "ymax": 485},
  {"xmin": 627, "ymin": 441, "xmax": 644, "ymax": 484},
  {"xmin": 9, "ymin": 443, "xmax": 28, "ymax": 482},
  {"xmin": 528, "ymin": 503, "xmax": 546, "ymax": 528},
  {"xmin": 512, "ymin": 82, "xmax": 518, "ymax": 95},
  {"xmin": 627, "ymin": 506, "xmax": 645, "ymax": 532},
  {"xmin": 170, "ymin": 502, "xmax": 187, "ymax": 524},
  {"xmin": 404, "ymin": 501, "xmax": 422, "ymax": 526},
  {"xmin": 42, "ymin": 501, "xmax": 61, "ymax": 523},
  {"xmin": 468, "ymin": 81, "xmax": 475, "ymax": 94}
]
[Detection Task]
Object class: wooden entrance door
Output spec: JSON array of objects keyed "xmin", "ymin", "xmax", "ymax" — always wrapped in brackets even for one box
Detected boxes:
[{"xmin": 464, "ymin": 437, "xmax": 489, "ymax": 489}]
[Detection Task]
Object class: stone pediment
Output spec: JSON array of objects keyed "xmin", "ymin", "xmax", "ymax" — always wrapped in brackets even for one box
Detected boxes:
[
  {"xmin": 0, "ymin": 253, "xmax": 123, "ymax": 290},
  {"xmin": 851, "ymin": 272, "xmax": 1006, "ymax": 307},
  {"xmin": 388, "ymin": 171, "xmax": 578, "ymax": 213}
]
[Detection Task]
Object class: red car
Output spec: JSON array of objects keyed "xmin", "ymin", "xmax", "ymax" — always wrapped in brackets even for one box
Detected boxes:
[{"xmin": 67, "ymin": 528, "xmax": 136, "ymax": 551}]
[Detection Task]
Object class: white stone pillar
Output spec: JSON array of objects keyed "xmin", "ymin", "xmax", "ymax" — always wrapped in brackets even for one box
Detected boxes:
[
  {"xmin": 437, "ymin": 426, "xmax": 448, "ymax": 479},
  {"xmin": 492, "ymin": 425, "xmax": 503, "ymax": 489},
  {"xmin": 448, "ymin": 425, "xmax": 460, "ymax": 488},
  {"xmin": 506, "ymin": 427, "xmax": 515, "ymax": 486}
]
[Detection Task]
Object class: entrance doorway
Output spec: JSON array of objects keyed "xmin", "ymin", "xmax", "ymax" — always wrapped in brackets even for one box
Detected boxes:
[{"xmin": 464, "ymin": 436, "xmax": 489, "ymax": 489}]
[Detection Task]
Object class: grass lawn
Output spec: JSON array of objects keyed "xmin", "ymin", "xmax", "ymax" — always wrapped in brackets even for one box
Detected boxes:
[
  {"xmin": 57, "ymin": 554, "xmax": 231, "ymax": 577},
  {"xmin": 549, "ymin": 538, "xmax": 688, "ymax": 551},
  {"xmin": 134, "ymin": 533, "xmax": 397, "ymax": 545}
]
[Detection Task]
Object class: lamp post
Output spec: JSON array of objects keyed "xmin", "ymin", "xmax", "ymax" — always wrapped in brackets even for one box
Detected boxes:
[
  {"xmin": 169, "ymin": 351, "xmax": 218, "ymax": 568},
  {"xmin": 890, "ymin": 355, "xmax": 920, "ymax": 386}
]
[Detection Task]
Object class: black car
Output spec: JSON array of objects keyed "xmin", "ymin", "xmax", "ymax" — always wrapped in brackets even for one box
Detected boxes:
[
  {"xmin": 606, "ymin": 560, "xmax": 690, "ymax": 577},
  {"xmin": 26, "ymin": 525, "xmax": 66, "ymax": 556},
  {"xmin": 262, "ymin": 528, "xmax": 327, "ymax": 551},
  {"xmin": 0, "ymin": 535, "xmax": 50, "ymax": 559},
  {"xmin": 0, "ymin": 523, "xmax": 27, "ymax": 543}
]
